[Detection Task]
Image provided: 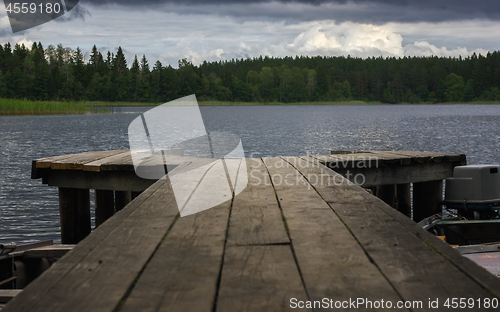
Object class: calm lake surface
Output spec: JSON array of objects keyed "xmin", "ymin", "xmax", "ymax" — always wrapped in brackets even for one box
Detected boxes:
[{"xmin": 1, "ymin": 104, "xmax": 500, "ymax": 244}]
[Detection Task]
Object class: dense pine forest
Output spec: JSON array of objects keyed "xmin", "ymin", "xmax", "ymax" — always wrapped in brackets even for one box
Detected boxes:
[{"xmin": 1, "ymin": 41, "xmax": 500, "ymax": 104}]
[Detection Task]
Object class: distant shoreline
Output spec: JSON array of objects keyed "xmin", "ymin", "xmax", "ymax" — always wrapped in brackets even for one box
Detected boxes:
[
  {"xmin": 2, "ymin": 98, "xmax": 500, "ymax": 116},
  {"xmin": 85, "ymin": 100, "xmax": 500, "ymax": 107}
]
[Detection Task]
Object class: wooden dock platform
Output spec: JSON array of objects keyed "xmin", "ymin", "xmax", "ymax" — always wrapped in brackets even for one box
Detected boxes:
[{"xmin": 4, "ymin": 152, "xmax": 500, "ymax": 311}]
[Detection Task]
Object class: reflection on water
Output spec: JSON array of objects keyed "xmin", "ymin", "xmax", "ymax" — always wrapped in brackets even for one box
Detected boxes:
[{"xmin": 1, "ymin": 104, "xmax": 500, "ymax": 244}]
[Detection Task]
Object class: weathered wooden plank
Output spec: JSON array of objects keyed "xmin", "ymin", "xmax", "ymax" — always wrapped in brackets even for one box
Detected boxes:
[
  {"xmin": 227, "ymin": 158, "xmax": 289, "ymax": 246},
  {"xmin": 100, "ymin": 150, "xmax": 190, "ymax": 172},
  {"xmin": 16, "ymin": 183, "xmax": 177, "ymax": 312},
  {"xmin": 119, "ymin": 202, "xmax": 231, "ymax": 312},
  {"xmin": 83, "ymin": 151, "xmax": 133, "ymax": 172},
  {"xmin": 34, "ymin": 153, "xmax": 84, "ymax": 169},
  {"xmin": 216, "ymin": 245, "xmax": 310, "ymax": 312},
  {"xmin": 381, "ymin": 151, "xmax": 467, "ymax": 165},
  {"xmin": 118, "ymin": 159, "xmax": 246, "ymax": 312},
  {"xmin": 95, "ymin": 190, "xmax": 115, "ymax": 227},
  {"xmin": 43, "ymin": 170, "xmax": 156, "ymax": 192},
  {"xmin": 293, "ymin": 157, "xmax": 500, "ymax": 308},
  {"xmin": 49, "ymin": 150, "xmax": 129, "ymax": 170},
  {"xmin": 0, "ymin": 290, "xmax": 22, "ymax": 303},
  {"xmin": 315, "ymin": 152, "xmax": 405, "ymax": 169},
  {"xmin": 311, "ymin": 153, "xmax": 385, "ymax": 170},
  {"xmin": 331, "ymin": 150, "xmax": 366, "ymax": 154},
  {"xmin": 263, "ymin": 157, "xmax": 406, "ymax": 310},
  {"xmin": 310, "ymin": 152, "xmax": 463, "ymax": 187},
  {"xmin": 176, "ymin": 159, "xmax": 234, "ymax": 217},
  {"xmin": 361, "ymin": 151, "xmax": 413, "ymax": 165},
  {"xmin": 369, "ymin": 194, "xmax": 500, "ymax": 298},
  {"xmin": 83, "ymin": 150, "xmax": 150, "ymax": 172},
  {"xmin": 59, "ymin": 188, "xmax": 91, "ymax": 244},
  {"xmin": 23, "ymin": 245, "xmax": 74, "ymax": 259},
  {"xmin": 2, "ymin": 176, "xmax": 175, "ymax": 312},
  {"xmin": 165, "ymin": 158, "xmax": 237, "ymax": 217},
  {"xmin": 358, "ymin": 151, "xmax": 414, "ymax": 166},
  {"xmin": 331, "ymin": 162, "xmax": 455, "ymax": 187},
  {"xmin": 320, "ymin": 151, "xmax": 465, "ymax": 170},
  {"xmin": 463, "ymin": 253, "xmax": 500, "ymax": 278},
  {"xmin": 384, "ymin": 151, "xmax": 461, "ymax": 158}
]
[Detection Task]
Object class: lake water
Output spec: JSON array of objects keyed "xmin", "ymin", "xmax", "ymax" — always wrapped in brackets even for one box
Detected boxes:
[{"xmin": 1, "ymin": 104, "xmax": 500, "ymax": 245}]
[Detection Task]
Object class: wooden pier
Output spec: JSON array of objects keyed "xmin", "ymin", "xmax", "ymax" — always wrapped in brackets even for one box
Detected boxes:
[
  {"xmin": 3, "ymin": 151, "xmax": 499, "ymax": 311},
  {"xmin": 30, "ymin": 150, "xmax": 466, "ymax": 244}
]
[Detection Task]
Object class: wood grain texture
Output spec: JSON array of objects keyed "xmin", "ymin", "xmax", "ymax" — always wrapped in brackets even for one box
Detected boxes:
[
  {"xmin": 216, "ymin": 245, "xmax": 310, "ymax": 312},
  {"xmin": 313, "ymin": 152, "xmax": 405, "ymax": 169},
  {"xmin": 371, "ymin": 196, "xmax": 500, "ymax": 297},
  {"xmin": 330, "ymin": 161, "xmax": 455, "ymax": 187},
  {"xmin": 35, "ymin": 153, "xmax": 85, "ymax": 169},
  {"xmin": 227, "ymin": 158, "xmax": 289, "ymax": 246},
  {"xmin": 0, "ymin": 290, "xmax": 22, "ymax": 303},
  {"xmin": 18, "ymin": 153, "xmax": 500, "ymax": 312},
  {"xmin": 83, "ymin": 151, "xmax": 136, "ymax": 172},
  {"xmin": 49, "ymin": 150, "xmax": 129, "ymax": 170},
  {"xmin": 44, "ymin": 170, "xmax": 155, "ymax": 192},
  {"xmin": 294, "ymin": 156, "xmax": 500, "ymax": 310},
  {"xmin": 119, "ymin": 202, "xmax": 231, "ymax": 312},
  {"xmin": 58, "ymin": 188, "xmax": 91, "ymax": 244},
  {"xmin": 2, "ymin": 177, "xmax": 174, "ymax": 312},
  {"xmin": 118, "ymin": 158, "xmax": 246, "ymax": 312},
  {"xmin": 380, "ymin": 151, "xmax": 466, "ymax": 165},
  {"xmin": 263, "ymin": 157, "xmax": 405, "ymax": 311}
]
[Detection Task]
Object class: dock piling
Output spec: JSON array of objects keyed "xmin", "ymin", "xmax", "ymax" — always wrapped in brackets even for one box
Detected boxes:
[
  {"xmin": 375, "ymin": 184, "xmax": 396, "ymax": 207},
  {"xmin": 115, "ymin": 191, "xmax": 132, "ymax": 211},
  {"xmin": 58, "ymin": 188, "xmax": 91, "ymax": 244},
  {"xmin": 94, "ymin": 190, "xmax": 115, "ymax": 227},
  {"xmin": 396, "ymin": 183, "xmax": 412, "ymax": 217}
]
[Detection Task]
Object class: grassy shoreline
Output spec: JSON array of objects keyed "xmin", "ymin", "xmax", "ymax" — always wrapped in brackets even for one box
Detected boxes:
[
  {"xmin": 81, "ymin": 100, "xmax": 378, "ymax": 106},
  {"xmin": 82, "ymin": 100, "xmax": 500, "ymax": 106},
  {"xmin": 2, "ymin": 98, "xmax": 500, "ymax": 115},
  {"xmin": 0, "ymin": 99, "xmax": 108, "ymax": 115}
]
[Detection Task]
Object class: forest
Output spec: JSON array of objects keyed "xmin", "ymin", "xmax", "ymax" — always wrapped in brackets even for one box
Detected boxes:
[{"xmin": 1, "ymin": 41, "xmax": 500, "ymax": 104}]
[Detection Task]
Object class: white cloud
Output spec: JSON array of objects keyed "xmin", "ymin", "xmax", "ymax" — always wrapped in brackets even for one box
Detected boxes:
[
  {"xmin": 404, "ymin": 41, "xmax": 489, "ymax": 58},
  {"xmin": 0, "ymin": 4, "xmax": 498, "ymax": 66},
  {"xmin": 269, "ymin": 22, "xmax": 405, "ymax": 58}
]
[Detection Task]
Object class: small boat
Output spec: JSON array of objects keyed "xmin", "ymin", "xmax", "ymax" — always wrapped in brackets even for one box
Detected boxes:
[
  {"xmin": 455, "ymin": 243, "xmax": 500, "ymax": 279},
  {"xmin": 0, "ymin": 240, "xmax": 73, "ymax": 305},
  {"xmin": 420, "ymin": 164, "xmax": 500, "ymax": 278}
]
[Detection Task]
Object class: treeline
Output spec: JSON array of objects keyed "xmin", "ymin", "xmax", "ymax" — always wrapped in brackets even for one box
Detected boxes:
[{"xmin": 1, "ymin": 41, "xmax": 500, "ymax": 103}]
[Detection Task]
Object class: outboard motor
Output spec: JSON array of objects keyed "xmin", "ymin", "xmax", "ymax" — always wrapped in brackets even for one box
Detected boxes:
[{"xmin": 444, "ymin": 165, "xmax": 500, "ymax": 219}]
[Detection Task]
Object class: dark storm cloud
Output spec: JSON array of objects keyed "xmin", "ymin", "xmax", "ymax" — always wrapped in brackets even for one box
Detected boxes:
[{"xmin": 80, "ymin": 0, "xmax": 500, "ymax": 23}]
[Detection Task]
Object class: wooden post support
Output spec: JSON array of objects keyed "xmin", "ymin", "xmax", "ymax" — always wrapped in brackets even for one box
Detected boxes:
[
  {"xmin": 115, "ymin": 191, "xmax": 132, "ymax": 211},
  {"xmin": 413, "ymin": 180, "xmax": 444, "ymax": 222},
  {"xmin": 58, "ymin": 188, "xmax": 91, "ymax": 244},
  {"xmin": 376, "ymin": 185, "xmax": 396, "ymax": 208},
  {"xmin": 95, "ymin": 190, "xmax": 115, "ymax": 227},
  {"xmin": 396, "ymin": 183, "xmax": 411, "ymax": 218}
]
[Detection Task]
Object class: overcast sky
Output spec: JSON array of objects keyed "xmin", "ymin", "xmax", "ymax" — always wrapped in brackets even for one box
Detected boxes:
[{"xmin": 1, "ymin": 0, "xmax": 499, "ymax": 67}]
